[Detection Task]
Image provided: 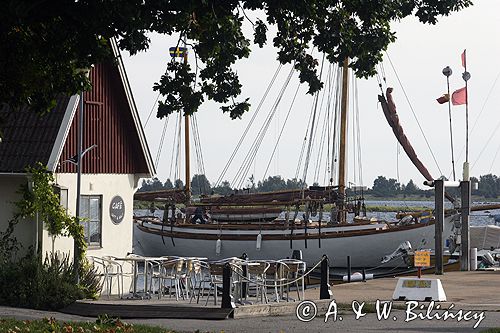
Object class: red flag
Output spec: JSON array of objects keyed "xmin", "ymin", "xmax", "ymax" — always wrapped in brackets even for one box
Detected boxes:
[
  {"xmin": 461, "ymin": 49, "xmax": 466, "ymax": 68},
  {"xmin": 452, "ymin": 87, "xmax": 467, "ymax": 105},
  {"xmin": 436, "ymin": 94, "xmax": 450, "ymax": 104}
]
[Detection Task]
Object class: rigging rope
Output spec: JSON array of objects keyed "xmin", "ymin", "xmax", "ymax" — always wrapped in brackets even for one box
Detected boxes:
[
  {"xmin": 454, "ymin": 69, "xmax": 500, "ymax": 175},
  {"xmin": 155, "ymin": 116, "xmax": 170, "ymax": 169},
  {"xmin": 354, "ymin": 74, "xmax": 363, "ymax": 189},
  {"xmin": 385, "ymin": 52, "xmax": 444, "ymax": 176},
  {"xmin": 329, "ymin": 67, "xmax": 343, "ymax": 185},
  {"xmin": 488, "ymin": 142, "xmax": 500, "ymax": 174},
  {"xmin": 214, "ymin": 64, "xmax": 283, "ymax": 188},
  {"xmin": 313, "ymin": 63, "xmax": 334, "ymax": 184},
  {"xmin": 169, "ymin": 111, "xmax": 181, "ymax": 180},
  {"xmin": 471, "ymin": 118, "xmax": 500, "ymax": 171},
  {"xmin": 234, "ymin": 66, "xmax": 295, "ymax": 188},
  {"xmin": 144, "ymin": 93, "xmax": 162, "ymax": 128},
  {"xmin": 320, "ymin": 65, "xmax": 337, "ymax": 184},
  {"xmin": 262, "ymin": 81, "xmax": 302, "ymax": 180},
  {"xmin": 301, "ymin": 53, "xmax": 326, "ymax": 186}
]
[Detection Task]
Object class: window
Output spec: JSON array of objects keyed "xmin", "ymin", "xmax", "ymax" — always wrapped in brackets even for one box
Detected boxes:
[
  {"xmin": 53, "ymin": 185, "xmax": 68, "ymax": 211},
  {"xmin": 81, "ymin": 195, "xmax": 102, "ymax": 246}
]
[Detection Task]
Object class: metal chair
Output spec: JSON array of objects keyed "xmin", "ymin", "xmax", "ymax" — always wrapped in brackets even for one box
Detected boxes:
[
  {"xmin": 246, "ymin": 261, "xmax": 270, "ymax": 303},
  {"xmin": 279, "ymin": 259, "xmax": 306, "ymax": 301},
  {"xmin": 263, "ymin": 260, "xmax": 287, "ymax": 302}
]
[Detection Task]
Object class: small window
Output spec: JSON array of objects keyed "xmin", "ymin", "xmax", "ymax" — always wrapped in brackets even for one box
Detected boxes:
[
  {"xmin": 81, "ymin": 195, "xmax": 102, "ymax": 246},
  {"xmin": 53, "ymin": 185, "xmax": 68, "ymax": 211},
  {"xmin": 60, "ymin": 188, "xmax": 68, "ymax": 211}
]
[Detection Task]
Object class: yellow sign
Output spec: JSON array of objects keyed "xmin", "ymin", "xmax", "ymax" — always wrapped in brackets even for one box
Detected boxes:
[
  {"xmin": 402, "ymin": 279, "xmax": 431, "ymax": 288},
  {"xmin": 414, "ymin": 250, "xmax": 431, "ymax": 267}
]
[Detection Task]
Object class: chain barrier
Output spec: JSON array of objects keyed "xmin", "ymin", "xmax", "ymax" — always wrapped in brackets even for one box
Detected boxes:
[{"xmin": 224, "ymin": 256, "xmax": 326, "ymax": 289}]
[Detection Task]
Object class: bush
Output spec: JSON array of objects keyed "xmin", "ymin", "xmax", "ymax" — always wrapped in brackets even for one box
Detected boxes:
[{"xmin": 0, "ymin": 252, "xmax": 100, "ymax": 310}]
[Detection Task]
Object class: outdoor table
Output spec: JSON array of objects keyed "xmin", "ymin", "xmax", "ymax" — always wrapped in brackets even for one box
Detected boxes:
[{"xmin": 114, "ymin": 255, "xmax": 171, "ymax": 299}]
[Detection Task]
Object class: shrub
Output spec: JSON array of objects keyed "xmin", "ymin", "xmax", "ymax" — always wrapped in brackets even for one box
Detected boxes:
[{"xmin": 0, "ymin": 252, "xmax": 100, "ymax": 310}]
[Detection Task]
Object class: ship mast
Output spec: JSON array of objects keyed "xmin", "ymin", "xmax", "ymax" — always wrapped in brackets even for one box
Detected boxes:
[
  {"xmin": 338, "ymin": 58, "xmax": 349, "ymax": 224},
  {"xmin": 183, "ymin": 50, "xmax": 191, "ymax": 199}
]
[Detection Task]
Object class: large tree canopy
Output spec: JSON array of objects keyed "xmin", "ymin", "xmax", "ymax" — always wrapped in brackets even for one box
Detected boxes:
[{"xmin": 0, "ymin": 0, "xmax": 471, "ymax": 133}]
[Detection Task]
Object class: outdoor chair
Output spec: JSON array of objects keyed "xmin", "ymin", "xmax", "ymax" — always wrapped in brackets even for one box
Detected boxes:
[
  {"xmin": 263, "ymin": 260, "xmax": 288, "ymax": 302},
  {"xmin": 246, "ymin": 261, "xmax": 270, "ymax": 303},
  {"xmin": 279, "ymin": 259, "xmax": 306, "ymax": 301}
]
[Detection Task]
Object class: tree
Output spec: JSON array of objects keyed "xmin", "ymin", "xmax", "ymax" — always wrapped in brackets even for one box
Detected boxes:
[
  {"xmin": 191, "ymin": 174, "xmax": 211, "ymax": 195},
  {"xmin": 404, "ymin": 179, "xmax": 419, "ymax": 195},
  {"xmin": 174, "ymin": 179, "xmax": 184, "ymax": 189},
  {"xmin": 164, "ymin": 178, "xmax": 174, "ymax": 189},
  {"xmin": 213, "ymin": 180, "xmax": 233, "ymax": 196},
  {"xmin": 478, "ymin": 174, "xmax": 499, "ymax": 198},
  {"xmin": 257, "ymin": 175, "xmax": 287, "ymax": 192},
  {"xmin": 286, "ymin": 178, "xmax": 306, "ymax": 190},
  {"xmin": 372, "ymin": 175, "xmax": 400, "ymax": 197},
  {"xmin": 0, "ymin": 0, "xmax": 472, "ymax": 137}
]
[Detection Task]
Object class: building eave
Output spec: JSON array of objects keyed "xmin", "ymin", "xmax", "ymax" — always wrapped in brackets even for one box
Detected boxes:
[
  {"xmin": 46, "ymin": 95, "xmax": 79, "ymax": 173},
  {"xmin": 110, "ymin": 38, "xmax": 156, "ymax": 178}
]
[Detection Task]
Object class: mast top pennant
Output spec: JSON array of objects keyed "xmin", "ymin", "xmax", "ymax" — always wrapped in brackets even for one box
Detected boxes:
[{"xmin": 169, "ymin": 47, "xmax": 188, "ymax": 58}]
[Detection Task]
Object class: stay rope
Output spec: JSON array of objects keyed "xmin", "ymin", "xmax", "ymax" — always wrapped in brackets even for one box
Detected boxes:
[
  {"xmin": 214, "ymin": 64, "xmax": 283, "ymax": 188},
  {"xmin": 385, "ymin": 52, "xmax": 444, "ymax": 177}
]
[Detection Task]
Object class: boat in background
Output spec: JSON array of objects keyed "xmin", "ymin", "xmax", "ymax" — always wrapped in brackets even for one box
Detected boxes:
[{"xmin": 133, "ymin": 56, "xmax": 463, "ymax": 268}]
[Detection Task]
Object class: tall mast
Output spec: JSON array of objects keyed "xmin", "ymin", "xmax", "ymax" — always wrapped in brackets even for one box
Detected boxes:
[
  {"xmin": 338, "ymin": 58, "xmax": 349, "ymax": 223},
  {"xmin": 184, "ymin": 50, "xmax": 191, "ymax": 198}
]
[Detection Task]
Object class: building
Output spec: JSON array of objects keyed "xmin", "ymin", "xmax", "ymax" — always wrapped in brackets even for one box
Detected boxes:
[{"xmin": 0, "ymin": 40, "xmax": 155, "ymax": 260}]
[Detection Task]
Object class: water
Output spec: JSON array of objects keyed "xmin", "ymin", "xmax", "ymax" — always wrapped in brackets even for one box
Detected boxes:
[
  {"xmin": 134, "ymin": 199, "xmax": 500, "ymax": 226},
  {"xmin": 364, "ymin": 200, "xmax": 500, "ymax": 226}
]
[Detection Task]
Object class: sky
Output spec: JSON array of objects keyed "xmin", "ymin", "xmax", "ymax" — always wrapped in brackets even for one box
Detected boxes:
[{"xmin": 122, "ymin": 1, "xmax": 500, "ymax": 190}]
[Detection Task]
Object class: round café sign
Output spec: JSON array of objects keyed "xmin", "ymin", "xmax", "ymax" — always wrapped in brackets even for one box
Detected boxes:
[{"xmin": 109, "ymin": 196, "xmax": 125, "ymax": 224}]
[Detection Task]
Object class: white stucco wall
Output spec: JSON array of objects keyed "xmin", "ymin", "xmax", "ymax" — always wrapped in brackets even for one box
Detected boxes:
[
  {"xmin": 0, "ymin": 175, "xmax": 38, "ymax": 258},
  {"xmin": 1, "ymin": 173, "xmax": 139, "ymax": 295},
  {"xmin": 46, "ymin": 173, "xmax": 139, "ymax": 260}
]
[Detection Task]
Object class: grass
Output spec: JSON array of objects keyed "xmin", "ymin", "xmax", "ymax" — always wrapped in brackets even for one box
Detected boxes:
[
  {"xmin": 0, "ymin": 317, "xmax": 175, "ymax": 333},
  {"xmin": 480, "ymin": 330, "xmax": 500, "ymax": 333}
]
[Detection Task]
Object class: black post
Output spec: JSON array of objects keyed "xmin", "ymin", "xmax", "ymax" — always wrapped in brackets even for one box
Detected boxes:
[
  {"xmin": 362, "ymin": 268, "xmax": 366, "ymax": 282},
  {"xmin": 74, "ymin": 89, "xmax": 84, "ymax": 283},
  {"xmin": 240, "ymin": 253, "xmax": 248, "ymax": 300},
  {"xmin": 347, "ymin": 256, "xmax": 352, "ymax": 283},
  {"xmin": 320, "ymin": 255, "xmax": 332, "ymax": 299},
  {"xmin": 460, "ymin": 181, "xmax": 471, "ymax": 271},
  {"xmin": 435, "ymin": 179, "xmax": 444, "ymax": 275},
  {"xmin": 221, "ymin": 263, "xmax": 235, "ymax": 309}
]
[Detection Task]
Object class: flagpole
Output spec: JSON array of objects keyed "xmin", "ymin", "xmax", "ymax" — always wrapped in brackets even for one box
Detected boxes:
[
  {"xmin": 443, "ymin": 66, "xmax": 456, "ymax": 181},
  {"xmin": 462, "ymin": 49, "xmax": 471, "ymax": 181}
]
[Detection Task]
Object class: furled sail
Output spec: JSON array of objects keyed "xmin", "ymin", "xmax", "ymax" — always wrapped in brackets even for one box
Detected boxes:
[
  {"xmin": 379, "ymin": 88, "xmax": 434, "ymax": 181},
  {"xmin": 378, "ymin": 88, "xmax": 455, "ymax": 203}
]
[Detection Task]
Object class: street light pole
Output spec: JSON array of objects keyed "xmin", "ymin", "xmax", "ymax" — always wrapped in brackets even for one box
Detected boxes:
[{"xmin": 74, "ymin": 88, "xmax": 84, "ymax": 283}]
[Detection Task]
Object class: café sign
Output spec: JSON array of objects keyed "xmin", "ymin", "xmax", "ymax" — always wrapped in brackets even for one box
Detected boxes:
[{"xmin": 110, "ymin": 195, "xmax": 125, "ymax": 224}]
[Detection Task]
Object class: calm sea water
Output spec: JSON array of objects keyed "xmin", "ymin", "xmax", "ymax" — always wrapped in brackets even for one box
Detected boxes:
[{"xmin": 134, "ymin": 200, "xmax": 500, "ymax": 226}]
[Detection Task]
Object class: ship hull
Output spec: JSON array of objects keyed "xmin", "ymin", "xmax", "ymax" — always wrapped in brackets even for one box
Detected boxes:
[{"xmin": 133, "ymin": 217, "xmax": 456, "ymax": 268}]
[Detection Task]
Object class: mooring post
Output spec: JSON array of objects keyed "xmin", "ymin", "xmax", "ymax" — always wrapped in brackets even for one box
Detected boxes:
[
  {"xmin": 347, "ymin": 256, "xmax": 352, "ymax": 283},
  {"xmin": 460, "ymin": 181, "xmax": 471, "ymax": 271},
  {"xmin": 240, "ymin": 253, "xmax": 248, "ymax": 300},
  {"xmin": 221, "ymin": 263, "xmax": 235, "ymax": 309},
  {"xmin": 435, "ymin": 179, "xmax": 444, "ymax": 275},
  {"xmin": 320, "ymin": 255, "xmax": 333, "ymax": 299},
  {"xmin": 362, "ymin": 267, "xmax": 366, "ymax": 282}
]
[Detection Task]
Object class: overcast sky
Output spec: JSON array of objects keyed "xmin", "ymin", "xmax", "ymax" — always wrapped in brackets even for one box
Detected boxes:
[{"xmin": 122, "ymin": 1, "xmax": 500, "ymax": 189}]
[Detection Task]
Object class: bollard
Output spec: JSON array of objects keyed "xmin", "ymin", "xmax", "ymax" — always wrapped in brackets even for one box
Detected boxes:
[
  {"xmin": 362, "ymin": 268, "xmax": 366, "ymax": 282},
  {"xmin": 347, "ymin": 256, "xmax": 351, "ymax": 283},
  {"xmin": 240, "ymin": 253, "xmax": 248, "ymax": 300},
  {"xmin": 221, "ymin": 263, "xmax": 235, "ymax": 309},
  {"xmin": 320, "ymin": 255, "xmax": 333, "ymax": 299}
]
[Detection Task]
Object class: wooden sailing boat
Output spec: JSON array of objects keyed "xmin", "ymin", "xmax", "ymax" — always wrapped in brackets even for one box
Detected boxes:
[{"xmin": 133, "ymin": 57, "xmax": 459, "ymax": 268}]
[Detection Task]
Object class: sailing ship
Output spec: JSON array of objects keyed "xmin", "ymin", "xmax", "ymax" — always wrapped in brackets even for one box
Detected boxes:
[{"xmin": 133, "ymin": 57, "xmax": 460, "ymax": 268}]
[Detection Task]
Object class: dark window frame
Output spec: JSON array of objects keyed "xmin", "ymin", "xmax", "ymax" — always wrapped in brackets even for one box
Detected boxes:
[{"xmin": 80, "ymin": 195, "xmax": 102, "ymax": 248}]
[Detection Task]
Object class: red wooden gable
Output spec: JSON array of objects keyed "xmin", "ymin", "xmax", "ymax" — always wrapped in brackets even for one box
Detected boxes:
[{"xmin": 59, "ymin": 61, "xmax": 149, "ymax": 174}]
